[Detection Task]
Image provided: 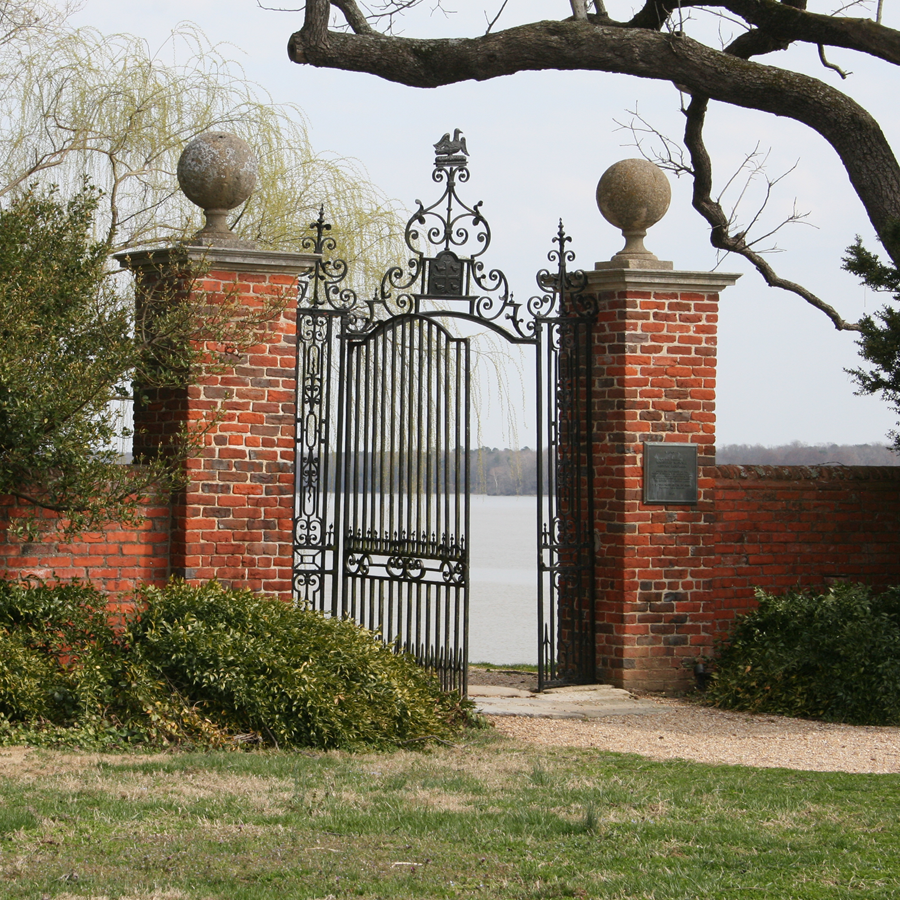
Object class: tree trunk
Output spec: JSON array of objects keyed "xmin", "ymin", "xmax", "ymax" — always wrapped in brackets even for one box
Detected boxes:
[{"xmin": 288, "ymin": 19, "xmax": 900, "ymax": 265}]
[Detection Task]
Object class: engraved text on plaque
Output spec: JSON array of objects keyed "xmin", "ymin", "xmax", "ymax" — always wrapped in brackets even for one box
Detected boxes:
[{"xmin": 643, "ymin": 443, "xmax": 698, "ymax": 505}]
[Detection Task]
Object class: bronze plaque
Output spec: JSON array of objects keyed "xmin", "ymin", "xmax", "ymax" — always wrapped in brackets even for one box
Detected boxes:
[{"xmin": 643, "ymin": 443, "xmax": 698, "ymax": 505}]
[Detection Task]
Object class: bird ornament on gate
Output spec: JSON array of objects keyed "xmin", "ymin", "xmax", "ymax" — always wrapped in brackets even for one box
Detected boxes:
[{"xmin": 433, "ymin": 129, "xmax": 469, "ymax": 168}]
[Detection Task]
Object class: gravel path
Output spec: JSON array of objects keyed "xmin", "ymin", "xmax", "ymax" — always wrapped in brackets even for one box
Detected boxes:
[{"xmin": 489, "ymin": 696, "xmax": 900, "ymax": 774}]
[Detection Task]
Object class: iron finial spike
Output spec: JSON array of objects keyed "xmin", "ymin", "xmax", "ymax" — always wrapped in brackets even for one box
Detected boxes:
[{"xmin": 310, "ymin": 205, "xmax": 331, "ymax": 255}]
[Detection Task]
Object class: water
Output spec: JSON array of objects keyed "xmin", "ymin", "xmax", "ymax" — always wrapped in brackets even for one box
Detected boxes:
[
  {"xmin": 469, "ymin": 494, "xmax": 539, "ymax": 665},
  {"xmin": 323, "ymin": 493, "xmax": 541, "ymax": 664}
]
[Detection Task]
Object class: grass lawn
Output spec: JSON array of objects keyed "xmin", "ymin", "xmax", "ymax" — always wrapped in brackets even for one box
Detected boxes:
[{"xmin": 1, "ymin": 727, "xmax": 898, "ymax": 899}]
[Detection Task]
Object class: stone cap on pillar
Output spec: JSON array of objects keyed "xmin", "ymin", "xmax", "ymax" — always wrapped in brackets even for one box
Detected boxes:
[
  {"xmin": 585, "ymin": 267, "xmax": 741, "ymax": 294},
  {"xmin": 115, "ymin": 131, "xmax": 321, "ymax": 276},
  {"xmin": 114, "ymin": 245, "xmax": 320, "ymax": 277},
  {"xmin": 591, "ymin": 158, "xmax": 740, "ymax": 292}
]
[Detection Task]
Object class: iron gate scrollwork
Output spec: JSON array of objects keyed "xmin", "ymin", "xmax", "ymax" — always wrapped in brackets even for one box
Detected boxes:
[
  {"xmin": 293, "ymin": 133, "xmax": 596, "ymax": 693},
  {"xmin": 292, "ymin": 210, "xmax": 349, "ymax": 616}
]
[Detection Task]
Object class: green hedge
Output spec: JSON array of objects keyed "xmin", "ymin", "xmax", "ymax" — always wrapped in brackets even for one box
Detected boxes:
[
  {"xmin": 0, "ymin": 579, "xmax": 472, "ymax": 750},
  {"xmin": 706, "ymin": 583, "xmax": 900, "ymax": 725}
]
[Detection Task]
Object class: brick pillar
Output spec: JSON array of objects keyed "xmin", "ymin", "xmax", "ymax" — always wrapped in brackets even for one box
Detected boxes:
[
  {"xmin": 585, "ymin": 266, "xmax": 739, "ymax": 691},
  {"xmin": 117, "ymin": 246, "xmax": 316, "ymax": 599}
]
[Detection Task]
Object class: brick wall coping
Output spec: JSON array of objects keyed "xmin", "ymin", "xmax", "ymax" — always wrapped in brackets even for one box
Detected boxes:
[
  {"xmin": 114, "ymin": 245, "xmax": 320, "ymax": 276},
  {"xmin": 584, "ymin": 267, "xmax": 742, "ymax": 293},
  {"xmin": 714, "ymin": 463, "xmax": 900, "ymax": 483}
]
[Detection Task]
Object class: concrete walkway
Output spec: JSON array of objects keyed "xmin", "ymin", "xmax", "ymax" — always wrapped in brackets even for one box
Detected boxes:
[{"xmin": 468, "ymin": 683, "xmax": 661, "ymax": 719}]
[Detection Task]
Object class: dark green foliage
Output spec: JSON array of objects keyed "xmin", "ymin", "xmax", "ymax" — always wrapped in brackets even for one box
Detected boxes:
[
  {"xmin": 843, "ymin": 224, "xmax": 900, "ymax": 451},
  {"xmin": 0, "ymin": 579, "xmax": 122, "ymax": 724},
  {"xmin": 707, "ymin": 583, "xmax": 900, "ymax": 725},
  {"xmin": 0, "ymin": 578, "xmax": 470, "ymax": 750},
  {"xmin": 0, "ymin": 187, "xmax": 288, "ymax": 538},
  {"xmin": 0, "ymin": 186, "xmax": 174, "ymax": 536},
  {"xmin": 128, "ymin": 580, "xmax": 470, "ymax": 750}
]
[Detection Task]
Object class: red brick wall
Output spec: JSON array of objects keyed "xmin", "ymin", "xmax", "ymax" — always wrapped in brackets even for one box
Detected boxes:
[
  {"xmin": 581, "ymin": 269, "xmax": 900, "ymax": 693},
  {"xmin": 588, "ymin": 459, "xmax": 900, "ymax": 693},
  {"xmin": 0, "ymin": 495, "xmax": 171, "ymax": 598},
  {"xmin": 4, "ymin": 248, "xmax": 898, "ymax": 693},
  {"xmin": 709, "ymin": 464, "xmax": 900, "ymax": 618},
  {"xmin": 130, "ymin": 254, "xmax": 302, "ymax": 599}
]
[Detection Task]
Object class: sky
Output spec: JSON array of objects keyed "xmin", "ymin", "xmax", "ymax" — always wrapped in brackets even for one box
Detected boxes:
[{"xmin": 64, "ymin": 0, "xmax": 900, "ymax": 450}]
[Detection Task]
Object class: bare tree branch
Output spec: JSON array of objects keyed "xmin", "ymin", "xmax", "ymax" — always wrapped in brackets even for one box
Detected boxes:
[
  {"xmin": 281, "ymin": 1, "xmax": 900, "ymax": 331},
  {"xmin": 485, "ymin": 1, "xmax": 509, "ymax": 35},
  {"xmin": 333, "ymin": 0, "xmax": 375, "ymax": 34},
  {"xmin": 623, "ymin": 110, "xmax": 813, "ymax": 251},
  {"xmin": 298, "ymin": 0, "xmax": 331, "ymax": 54},
  {"xmin": 347, "ymin": 0, "xmax": 445, "ymax": 34},
  {"xmin": 625, "ymin": 0, "xmax": 900, "ymax": 67},
  {"xmin": 570, "ymin": 0, "xmax": 589, "ymax": 20},
  {"xmin": 615, "ymin": 107, "xmax": 693, "ymax": 176},
  {"xmin": 818, "ymin": 42, "xmax": 851, "ymax": 77},
  {"xmin": 683, "ymin": 95, "xmax": 859, "ymax": 331},
  {"xmin": 288, "ymin": 21, "xmax": 900, "ymax": 269}
]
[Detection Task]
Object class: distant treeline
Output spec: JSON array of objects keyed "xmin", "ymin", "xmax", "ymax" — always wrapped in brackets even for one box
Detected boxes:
[
  {"xmin": 715, "ymin": 442, "xmax": 900, "ymax": 467},
  {"xmin": 471, "ymin": 447, "xmax": 540, "ymax": 495},
  {"xmin": 469, "ymin": 443, "xmax": 900, "ymax": 494},
  {"xmin": 314, "ymin": 448, "xmax": 543, "ymax": 495},
  {"xmin": 310, "ymin": 443, "xmax": 899, "ymax": 497},
  {"xmin": 312, "ymin": 447, "xmax": 547, "ymax": 496}
]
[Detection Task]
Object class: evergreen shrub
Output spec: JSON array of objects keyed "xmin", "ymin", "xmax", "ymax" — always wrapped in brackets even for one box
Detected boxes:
[
  {"xmin": 706, "ymin": 583, "xmax": 900, "ymax": 725},
  {"xmin": 0, "ymin": 579, "xmax": 471, "ymax": 750}
]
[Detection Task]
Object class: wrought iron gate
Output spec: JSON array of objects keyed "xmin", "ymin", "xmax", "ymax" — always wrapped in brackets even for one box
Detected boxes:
[
  {"xmin": 340, "ymin": 315, "xmax": 470, "ymax": 692},
  {"xmin": 293, "ymin": 133, "xmax": 595, "ymax": 692}
]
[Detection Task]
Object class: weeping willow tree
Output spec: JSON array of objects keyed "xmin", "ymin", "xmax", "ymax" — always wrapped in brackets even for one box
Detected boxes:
[
  {"xmin": 0, "ymin": 0, "xmax": 404, "ymax": 537},
  {"xmin": 0, "ymin": 1, "xmax": 401, "ymax": 287}
]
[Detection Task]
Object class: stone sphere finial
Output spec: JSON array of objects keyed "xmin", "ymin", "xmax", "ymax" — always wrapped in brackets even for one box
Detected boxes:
[
  {"xmin": 596, "ymin": 159, "xmax": 671, "ymax": 265},
  {"xmin": 177, "ymin": 132, "xmax": 258, "ymax": 247}
]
